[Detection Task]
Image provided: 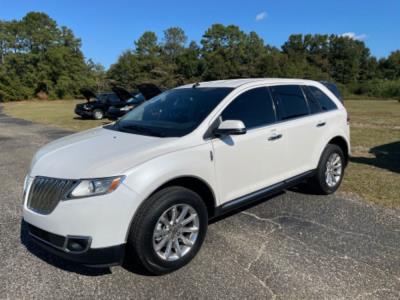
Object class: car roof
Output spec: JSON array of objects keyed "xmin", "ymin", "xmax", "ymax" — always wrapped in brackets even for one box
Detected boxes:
[{"xmin": 176, "ymin": 78, "xmax": 322, "ymax": 89}]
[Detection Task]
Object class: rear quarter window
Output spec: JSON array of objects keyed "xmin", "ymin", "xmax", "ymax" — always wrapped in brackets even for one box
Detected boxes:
[
  {"xmin": 302, "ymin": 86, "xmax": 322, "ymax": 114},
  {"xmin": 308, "ymin": 86, "xmax": 337, "ymax": 111}
]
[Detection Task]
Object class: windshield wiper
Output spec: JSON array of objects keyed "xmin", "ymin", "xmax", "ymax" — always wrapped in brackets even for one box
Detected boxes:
[{"xmin": 118, "ymin": 124, "xmax": 166, "ymax": 137}]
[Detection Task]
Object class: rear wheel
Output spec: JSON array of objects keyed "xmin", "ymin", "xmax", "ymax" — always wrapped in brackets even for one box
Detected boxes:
[
  {"xmin": 309, "ymin": 144, "xmax": 345, "ymax": 194},
  {"xmin": 126, "ymin": 187, "xmax": 208, "ymax": 275},
  {"xmin": 93, "ymin": 109, "xmax": 104, "ymax": 120}
]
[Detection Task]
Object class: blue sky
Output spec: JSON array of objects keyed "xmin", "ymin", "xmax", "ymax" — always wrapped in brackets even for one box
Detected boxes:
[{"xmin": 1, "ymin": 0, "xmax": 399, "ymax": 69}]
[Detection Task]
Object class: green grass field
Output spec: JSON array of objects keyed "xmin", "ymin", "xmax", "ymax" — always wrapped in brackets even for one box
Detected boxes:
[
  {"xmin": 3, "ymin": 100, "xmax": 108, "ymax": 131},
  {"xmin": 3, "ymin": 99, "xmax": 400, "ymax": 208}
]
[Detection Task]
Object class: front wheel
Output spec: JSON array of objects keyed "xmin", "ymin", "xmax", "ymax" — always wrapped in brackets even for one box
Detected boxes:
[
  {"xmin": 93, "ymin": 109, "xmax": 104, "ymax": 120},
  {"xmin": 309, "ymin": 144, "xmax": 345, "ymax": 194},
  {"xmin": 126, "ymin": 187, "xmax": 208, "ymax": 275}
]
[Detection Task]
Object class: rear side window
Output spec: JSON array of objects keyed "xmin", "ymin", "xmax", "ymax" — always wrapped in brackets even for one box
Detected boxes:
[
  {"xmin": 270, "ymin": 85, "xmax": 309, "ymax": 121},
  {"xmin": 319, "ymin": 81, "xmax": 342, "ymax": 102},
  {"xmin": 221, "ymin": 87, "xmax": 276, "ymax": 129},
  {"xmin": 308, "ymin": 86, "xmax": 337, "ymax": 111},
  {"xmin": 302, "ymin": 86, "xmax": 321, "ymax": 114}
]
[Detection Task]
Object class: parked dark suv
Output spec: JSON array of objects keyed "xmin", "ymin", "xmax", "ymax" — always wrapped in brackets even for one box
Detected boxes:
[
  {"xmin": 75, "ymin": 89, "xmax": 129, "ymax": 120},
  {"xmin": 107, "ymin": 84, "xmax": 162, "ymax": 120},
  {"xmin": 75, "ymin": 84, "xmax": 162, "ymax": 120}
]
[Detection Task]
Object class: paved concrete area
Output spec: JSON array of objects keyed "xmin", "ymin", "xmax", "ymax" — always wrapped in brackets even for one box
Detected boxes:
[{"xmin": 0, "ymin": 109, "xmax": 399, "ymax": 299}]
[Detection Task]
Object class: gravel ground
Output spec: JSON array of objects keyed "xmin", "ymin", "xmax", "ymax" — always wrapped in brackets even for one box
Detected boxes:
[{"xmin": 0, "ymin": 109, "xmax": 399, "ymax": 299}]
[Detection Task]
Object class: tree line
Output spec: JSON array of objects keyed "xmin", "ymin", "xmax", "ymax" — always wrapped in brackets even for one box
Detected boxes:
[
  {"xmin": 1, "ymin": 12, "xmax": 399, "ymax": 101},
  {"xmin": 0, "ymin": 12, "xmax": 104, "ymax": 101}
]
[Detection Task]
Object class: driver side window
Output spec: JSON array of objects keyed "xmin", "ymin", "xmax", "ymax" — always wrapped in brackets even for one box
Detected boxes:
[{"xmin": 221, "ymin": 87, "xmax": 276, "ymax": 129}]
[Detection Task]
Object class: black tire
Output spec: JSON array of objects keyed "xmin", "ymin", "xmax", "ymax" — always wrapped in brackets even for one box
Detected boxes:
[
  {"xmin": 309, "ymin": 144, "xmax": 345, "ymax": 195},
  {"xmin": 126, "ymin": 186, "xmax": 208, "ymax": 275},
  {"xmin": 93, "ymin": 109, "xmax": 104, "ymax": 120}
]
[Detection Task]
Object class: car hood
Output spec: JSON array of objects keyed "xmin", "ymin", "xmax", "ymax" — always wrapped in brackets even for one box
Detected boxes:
[
  {"xmin": 80, "ymin": 88, "xmax": 97, "ymax": 101},
  {"xmin": 112, "ymin": 86, "xmax": 132, "ymax": 102},
  {"xmin": 30, "ymin": 127, "xmax": 179, "ymax": 179},
  {"xmin": 137, "ymin": 83, "xmax": 162, "ymax": 100}
]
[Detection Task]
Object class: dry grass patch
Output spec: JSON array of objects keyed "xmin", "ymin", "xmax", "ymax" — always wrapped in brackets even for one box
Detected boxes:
[
  {"xmin": 3, "ymin": 100, "xmax": 109, "ymax": 131},
  {"xmin": 339, "ymin": 100, "xmax": 400, "ymax": 208}
]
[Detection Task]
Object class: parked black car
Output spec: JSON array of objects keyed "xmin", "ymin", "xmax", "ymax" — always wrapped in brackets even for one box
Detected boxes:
[
  {"xmin": 75, "ymin": 84, "xmax": 162, "ymax": 120},
  {"xmin": 75, "ymin": 89, "xmax": 131, "ymax": 120},
  {"xmin": 107, "ymin": 94, "xmax": 145, "ymax": 120},
  {"xmin": 107, "ymin": 83, "xmax": 162, "ymax": 120}
]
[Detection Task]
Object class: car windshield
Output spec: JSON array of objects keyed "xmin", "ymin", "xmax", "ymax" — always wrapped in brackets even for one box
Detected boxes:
[
  {"xmin": 97, "ymin": 93, "xmax": 117, "ymax": 103},
  {"xmin": 113, "ymin": 87, "xmax": 232, "ymax": 137}
]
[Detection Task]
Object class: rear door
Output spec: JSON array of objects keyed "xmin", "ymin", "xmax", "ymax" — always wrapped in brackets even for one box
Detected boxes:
[
  {"xmin": 269, "ymin": 85, "xmax": 317, "ymax": 178},
  {"xmin": 211, "ymin": 87, "xmax": 287, "ymax": 204},
  {"xmin": 302, "ymin": 85, "xmax": 342, "ymax": 167}
]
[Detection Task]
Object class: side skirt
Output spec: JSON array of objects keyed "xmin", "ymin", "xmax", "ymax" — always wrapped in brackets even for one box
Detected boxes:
[{"xmin": 215, "ymin": 170, "xmax": 316, "ymax": 217}]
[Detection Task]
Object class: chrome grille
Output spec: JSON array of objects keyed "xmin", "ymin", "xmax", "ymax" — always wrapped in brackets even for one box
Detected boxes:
[{"xmin": 27, "ymin": 177, "xmax": 77, "ymax": 214}]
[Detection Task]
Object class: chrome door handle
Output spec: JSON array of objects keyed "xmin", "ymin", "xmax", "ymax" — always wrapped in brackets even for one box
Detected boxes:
[
  {"xmin": 268, "ymin": 134, "xmax": 282, "ymax": 141},
  {"xmin": 316, "ymin": 122, "xmax": 326, "ymax": 127}
]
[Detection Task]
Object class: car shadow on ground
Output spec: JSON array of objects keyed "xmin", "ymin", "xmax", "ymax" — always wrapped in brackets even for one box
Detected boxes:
[
  {"xmin": 73, "ymin": 116, "xmax": 112, "ymax": 126},
  {"xmin": 350, "ymin": 141, "xmax": 400, "ymax": 174},
  {"xmin": 73, "ymin": 116, "xmax": 111, "ymax": 122},
  {"xmin": 20, "ymin": 191, "xmax": 286, "ymax": 277}
]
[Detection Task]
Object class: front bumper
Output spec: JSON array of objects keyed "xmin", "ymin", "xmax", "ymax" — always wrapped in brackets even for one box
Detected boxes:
[
  {"xmin": 23, "ymin": 182, "xmax": 142, "ymax": 249},
  {"xmin": 75, "ymin": 108, "xmax": 93, "ymax": 118},
  {"xmin": 25, "ymin": 221, "xmax": 125, "ymax": 266}
]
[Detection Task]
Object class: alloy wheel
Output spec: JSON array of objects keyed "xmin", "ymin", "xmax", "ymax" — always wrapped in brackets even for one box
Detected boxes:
[
  {"xmin": 325, "ymin": 153, "xmax": 342, "ymax": 187},
  {"xmin": 152, "ymin": 204, "xmax": 199, "ymax": 261},
  {"xmin": 94, "ymin": 110, "xmax": 103, "ymax": 119}
]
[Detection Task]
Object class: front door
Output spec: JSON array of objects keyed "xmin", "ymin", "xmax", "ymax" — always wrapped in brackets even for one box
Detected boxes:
[{"xmin": 211, "ymin": 87, "xmax": 287, "ymax": 205}]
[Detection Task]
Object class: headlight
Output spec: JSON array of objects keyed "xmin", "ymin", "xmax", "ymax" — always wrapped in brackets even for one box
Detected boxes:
[
  {"xmin": 23, "ymin": 175, "xmax": 34, "ymax": 200},
  {"xmin": 68, "ymin": 176, "xmax": 125, "ymax": 199}
]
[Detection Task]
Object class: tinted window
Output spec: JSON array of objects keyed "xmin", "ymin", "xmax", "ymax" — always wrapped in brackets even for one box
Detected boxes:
[
  {"xmin": 302, "ymin": 86, "xmax": 321, "ymax": 114},
  {"xmin": 319, "ymin": 81, "xmax": 342, "ymax": 102},
  {"xmin": 270, "ymin": 85, "xmax": 309, "ymax": 121},
  {"xmin": 97, "ymin": 93, "xmax": 120, "ymax": 103},
  {"xmin": 108, "ymin": 93, "xmax": 121, "ymax": 104},
  {"xmin": 116, "ymin": 88, "xmax": 232, "ymax": 137},
  {"xmin": 308, "ymin": 86, "xmax": 337, "ymax": 111},
  {"xmin": 96, "ymin": 93, "xmax": 108, "ymax": 102},
  {"xmin": 221, "ymin": 87, "xmax": 276, "ymax": 129}
]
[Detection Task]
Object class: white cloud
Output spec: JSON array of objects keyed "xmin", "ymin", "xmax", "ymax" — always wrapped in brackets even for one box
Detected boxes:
[
  {"xmin": 255, "ymin": 11, "xmax": 267, "ymax": 21},
  {"xmin": 340, "ymin": 32, "xmax": 368, "ymax": 41}
]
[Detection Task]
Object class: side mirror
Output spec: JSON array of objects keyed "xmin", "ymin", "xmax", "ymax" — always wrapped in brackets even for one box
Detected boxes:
[{"xmin": 214, "ymin": 120, "xmax": 246, "ymax": 136}]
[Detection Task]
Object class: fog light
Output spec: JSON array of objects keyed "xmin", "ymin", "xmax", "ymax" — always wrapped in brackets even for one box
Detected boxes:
[{"xmin": 66, "ymin": 237, "xmax": 90, "ymax": 252}]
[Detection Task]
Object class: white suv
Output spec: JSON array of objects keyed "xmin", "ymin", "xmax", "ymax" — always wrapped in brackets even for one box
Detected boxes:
[{"xmin": 22, "ymin": 79, "xmax": 350, "ymax": 274}]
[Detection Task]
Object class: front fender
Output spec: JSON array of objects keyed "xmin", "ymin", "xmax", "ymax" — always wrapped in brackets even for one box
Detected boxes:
[{"xmin": 122, "ymin": 142, "xmax": 219, "ymax": 205}]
